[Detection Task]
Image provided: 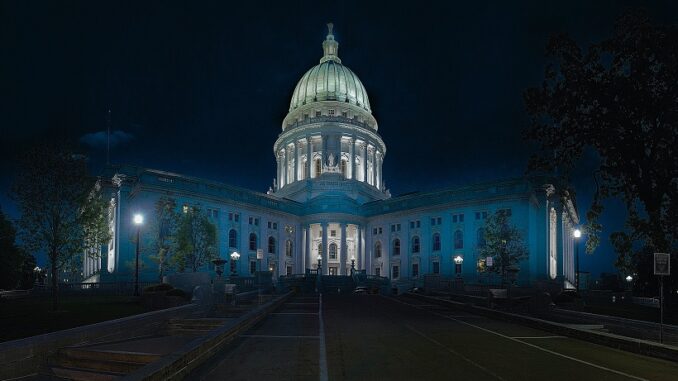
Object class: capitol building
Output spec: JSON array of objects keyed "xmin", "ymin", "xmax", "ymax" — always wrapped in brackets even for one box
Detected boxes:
[{"xmin": 87, "ymin": 25, "xmax": 578, "ymax": 290}]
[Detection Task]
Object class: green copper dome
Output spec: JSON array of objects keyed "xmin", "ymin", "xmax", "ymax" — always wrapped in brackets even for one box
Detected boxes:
[{"xmin": 289, "ymin": 24, "xmax": 371, "ymax": 113}]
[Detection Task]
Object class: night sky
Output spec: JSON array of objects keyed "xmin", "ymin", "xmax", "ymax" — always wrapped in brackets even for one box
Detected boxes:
[{"xmin": 2, "ymin": 1, "xmax": 677, "ymax": 273}]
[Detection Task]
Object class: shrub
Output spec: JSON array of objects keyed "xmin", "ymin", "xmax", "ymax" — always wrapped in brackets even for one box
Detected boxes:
[
  {"xmin": 144, "ymin": 283, "xmax": 174, "ymax": 293},
  {"xmin": 165, "ymin": 288, "xmax": 188, "ymax": 298}
]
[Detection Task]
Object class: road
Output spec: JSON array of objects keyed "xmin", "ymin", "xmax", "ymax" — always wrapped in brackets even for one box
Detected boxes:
[{"xmin": 190, "ymin": 293, "xmax": 678, "ymax": 380}]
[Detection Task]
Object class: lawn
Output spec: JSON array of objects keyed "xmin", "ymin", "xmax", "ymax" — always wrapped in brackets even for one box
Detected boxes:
[{"xmin": 0, "ymin": 294, "xmax": 146, "ymax": 343}]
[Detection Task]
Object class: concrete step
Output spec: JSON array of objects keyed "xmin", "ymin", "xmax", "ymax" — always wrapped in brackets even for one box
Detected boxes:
[
  {"xmin": 52, "ymin": 355, "xmax": 146, "ymax": 374},
  {"xmin": 60, "ymin": 348, "xmax": 160, "ymax": 364},
  {"xmin": 166, "ymin": 327, "xmax": 213, "ymax": 336},
  {"xmin": 168, "ymin": 318, "xmax": 229, "ymax": 329},
  {"xmin": 50, "ymin": 366, "xmax": 122, "ymax": 381}
]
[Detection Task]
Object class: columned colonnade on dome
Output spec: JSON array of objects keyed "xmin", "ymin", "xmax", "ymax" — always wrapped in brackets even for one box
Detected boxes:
[{"xmin": 275, "ymin": 133, "xmax": 383, "ymax": 191}]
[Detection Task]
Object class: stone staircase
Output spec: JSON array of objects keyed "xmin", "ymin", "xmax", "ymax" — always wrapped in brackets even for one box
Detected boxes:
[{"xmin": 49, "ymin": 346, "xmax": 160, "ymax": 381}]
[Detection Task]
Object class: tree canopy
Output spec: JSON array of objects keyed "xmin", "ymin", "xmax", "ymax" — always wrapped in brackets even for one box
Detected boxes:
[
  {"xmin": 175, "ymin": 207, "xmax": 217, "ymax": 272},
  {"xmin": 148, "ymin": 197, "xmax": 180, "ymax": 281},
  {"xmin": 477, "ymin": 211, "xmax": 528, "ymax": 285},
  {"xmin": 524, "ymin": 12, "xmax": 677, "ymax": 281},
  {"xmin": 11, "ymin": 143, "xmax": 110, "ymax": 309},
  {"xmin": 0, "ymin": 206, "xmax": 26, "ymax": 290}
]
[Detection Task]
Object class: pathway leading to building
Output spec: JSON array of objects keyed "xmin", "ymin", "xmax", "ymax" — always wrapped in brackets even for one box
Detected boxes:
[{"xmin": 191, "ymin": 293, "xmax": 678, "ymax": 380}]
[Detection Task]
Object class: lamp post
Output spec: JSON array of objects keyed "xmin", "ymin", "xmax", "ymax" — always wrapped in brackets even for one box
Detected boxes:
[
  {"xmin": 454, "ymin": 255, "xmax": 464, "ymax": 277},
  {"xmin": 573, "ymin": 228, "xmax": 582, "ymax": 292},
  {"xmin": 317, "ymin": 254, "xmax": 322, "ymax": 273},
  {"xmin": 133, "ymin": 213, "xmax": 143, "ymax": 296},
  {"xmin": 350, "ymin": 255, "xmax": 356, "ymax": 275},
  {"xmin": 230, "ymin": 251, "xmax": 240, "ymax": 276}
]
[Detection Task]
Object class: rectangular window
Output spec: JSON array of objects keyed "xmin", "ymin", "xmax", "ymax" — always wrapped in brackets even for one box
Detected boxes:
[
  {"xmin": 315, "ymin": 111, "xmax": 321, "ymax": 117},
  {"xmin": 453, "ymin": 214, "xmax": 464, "ymax": 223},
  {"xmin": 412, "ymin": 263, "xmax": 419, "ymax": 277},
  {"xmin": 183, "ymin": 205, "xmax": 189, "ymax": 214},
  {"xmin": 410, "ymin": 221, "xmax": 415, "ymax": 229},
  {"xmin": 433, "ymin": 261, "xmax": 440, "ymax": 274},
  {"xmin": 391, "ymin": 225, "xmax": 396, "ymax": 232},
  {"xmin": 416, "ymin": 220, "xmax": 420, "ymax": 228},
  {"xmin": 268, "ymin": 222, "xmax": 272, "ymax": 229},
  {"xmin": 378, "ymin": 227, "xmax": 383, "ymax": 234},
  {"xmin": 329, "ymin": 109, "xmax": 335, "ymax": 115},
  {"xmin": 375, "ymin": 267, "xmax": 381, "ymax": 277},
  {"xmin": 397, "ymin": 224, "xmax": 401, "ymax": 231},
  {"xmin": 249, "ymin": 217, "xmax": 253, "ymax": 225},
  {"xmin": 273, "ymin": 222, "xmax": 277, "ymax": 229},
  {"xmin": 475, "ymin": 212, "xmax": 481, "ymax": 220},
  {"xmin": 341, "ymin": 111, "xmax": 348, "ymax": 118},
  {"xmin": 431, "ymin": 218, "xmax": 436, "ymax": 225},
  {"xmin": 392, "ymin": 265, "xmax": 399, "ymax": 279},
  {"xmin": 234, "ymin": 213, "xmax": 239, "ymax": 222},
  {"xmin": 329, "ymin": 267, "xmax": 338, "ymax": 276},
  {"xmin": 286, "ymin": 266, "xmax": 293, "ymax": 276},
  {"xmin": 453, "ymin": 215, "xmax": 457, "ymax": 223},
  {"xmin": 437, "ymin": 217, "xmax": 442, "ymax": 225},
  {"xmin": 304, "ymin": 113, "xmax": 309, "ymax": 120},
  {"xmin": 459, "ymin": 214, "xmax": 464, "ymax": 222},
  {"xmin": 229, "ymin": 212, "xmax": 233, "ymax": 221},
  {"xmin": 250, "ymin": 261, "xmax": 257, "ymax": 275},
  {"xmin": 373, "ymin": 228, "xmax": 378, "ymax": 235},
  {"xmin": 331, "ymin": 230, "xmax": 337, "ymax": 237}
]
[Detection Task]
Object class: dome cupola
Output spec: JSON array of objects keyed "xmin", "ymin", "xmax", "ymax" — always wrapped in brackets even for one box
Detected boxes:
[{"xmin": 288, "ymin": 23, "xmax": 371, "ymax": 114}]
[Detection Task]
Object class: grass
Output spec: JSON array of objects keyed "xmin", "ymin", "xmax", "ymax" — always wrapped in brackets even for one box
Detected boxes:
[{"xmin": 0, "ymin": 294, "xmax": 146, "ymax": 343}]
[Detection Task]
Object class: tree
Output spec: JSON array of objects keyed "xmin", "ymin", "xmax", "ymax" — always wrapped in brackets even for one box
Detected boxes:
[
  {"xmin": 524, "ymin": 11, "xmax": 678, "ymax": 291},
  {"xmin": 18, "ymin": 253, "xmax": 37, "ymax": 290},
  {"xmin": 477, "ymin": 211, "xmax": 528, "ymax": 286},
  {"xmin": 11, "ymin": 143, "xmax": 110, "ymax": 310},
  {"xmin": 148, "ymin": 197, "xmax": 180, "ymax": 282},
  {"xmin": 0, "ymin": 206, "xmax": 25, "ymax": 290},
  {"xmin": 174, "ymin": 207, "xmax": 217, "ymax": 272}
]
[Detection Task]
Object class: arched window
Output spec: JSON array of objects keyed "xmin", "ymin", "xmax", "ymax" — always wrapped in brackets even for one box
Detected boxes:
[
  {"xmin": 249, "ymin": 233, "xmax": 257, "ymax": 251},
  {"xmin": 412, "ymin": 236, "xmax": 420, "ymax": 253},
  {"xmin": 374, "ymin": 241, "xmax": 382, "ymax": 258},
  {"xmin": 228, "ymin": 229, "xmax": 237, "ymax": 248},
  {"xmin": 354, "ymin": 158, "xmax": 361, "ymax": 181},
  {"xmin": 329, "ymin": 243, "xmax": 337, "ymax": 259},
  {"xmin": 285, "ymin": 240, "xmax": 293, "ymax": 257},
  {"xmin": 341, "ymin": 159, "xmax": 347, "ymax": 178},
  {"xmin": 432, "ymin": 233, "xmax": 441, "ymax": 251},
  {"xmin": 477, "ymin": 228, "xmax": 486, "ymax": 248},
  {"xmin": 315, "ymin": 158, "xmax": 322, "ymax": 177},
  {"xmin": 392, "ymin": 238, "xmax": 400, "ymax": 256},
  {"xmin": 268, "ymin": 236, "xmax": 276, "ymax": 254},
  {"xmin": 454, "ymin": 230, "xmax": 464, "ymax": 249}
]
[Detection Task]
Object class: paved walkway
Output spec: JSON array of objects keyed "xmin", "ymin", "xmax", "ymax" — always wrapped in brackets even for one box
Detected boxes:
[{"xmin": 190, "ymin": 293, "xmax": 678, "ymax": 380}]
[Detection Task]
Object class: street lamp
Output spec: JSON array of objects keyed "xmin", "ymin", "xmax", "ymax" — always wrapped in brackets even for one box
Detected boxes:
[
  {"xmin": 230, "ymin": 251, "xmax": 240, "ymax": 276},
  {"xmin": 350, "ymin": 255, "xmax": 356, "ymax": 275},
  {"xmin": 625, "ymin": 275, "xmax": 633, "ymax": 282},
  {"xmin": 317, "ymin": 254, "xmax": 322, "ymax": 273},
  {"xmin": 454, "ymin": 255, "xmax": 464, "ymax": 276},
  {"xmin": 573, "ymin": 228, "xmax": 582, "ymax": 292},
  {"xmin": 133, "ymin": 213, "xmax": 143, "ymax": 296}
]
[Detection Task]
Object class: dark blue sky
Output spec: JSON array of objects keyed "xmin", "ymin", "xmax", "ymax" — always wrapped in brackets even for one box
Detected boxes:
[{"xmin": 2, "ymin": 1, "xmax": 676, "ymax": 272}]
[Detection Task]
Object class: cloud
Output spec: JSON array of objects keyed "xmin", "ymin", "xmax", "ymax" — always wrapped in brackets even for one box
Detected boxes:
[{"xmin": 80, "ymin": 130, "xmax": 135, "ymax": 148}]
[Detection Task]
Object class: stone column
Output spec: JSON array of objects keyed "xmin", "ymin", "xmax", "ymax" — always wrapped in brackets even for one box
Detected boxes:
[
  {"xmin": 321, "ymin": 222, "xmax": 328, "ymax": 275},
  {"xmin": 362, "ymin": 142, "xmax": 368, "ymax": 182},
  {"xmin": 305, "ymin": 226, "xmax": 311, "ymax": 272},
  {"xmin": 349, "ymin": 137, "xmax": 355, "ymax": 179},
  {"xmin": 365, "ymin": 225, "xmax": 372, "ymax": 274},
  {"xmin": 357, "ymin": 225, "xmax": 363, "ymax": 270},
  {"xmin": 371, "ymin": 148, "xmax": 376, "ymax": 186},
  {"xmin": 402, "ymin": 218, "xmax": 409, "ymax": 278},
  {"xmin": 239, "ymin": 211, "xmax": 248, "ymax": 275},
  {"xmin": 340, "ymin": 223, "xmax": 347, "ymax": 275},
  {"xmin": 294, "ymin": 141, "xmax": 299, "ymax": 182},
  {"xmin": 281, "ymin": 149, "xmax": 287, "ymax": 188},
  {"xmin": 306, "ymin": 137, "xmax": 312, "ymax": 180}
]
